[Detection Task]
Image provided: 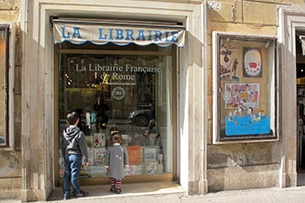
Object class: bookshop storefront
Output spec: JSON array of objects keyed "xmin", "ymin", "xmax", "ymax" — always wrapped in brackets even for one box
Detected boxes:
[
  {"xmin": 20, "ymin": 1, "xmax": 205, "ymax": 201},
  {"xmin": 53, "ymin": 18, "xmax": 185, "ymax": 185}
]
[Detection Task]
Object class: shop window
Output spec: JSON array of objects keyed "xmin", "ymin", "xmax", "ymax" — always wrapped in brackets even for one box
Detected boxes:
[
  {"xmin": 57, "ymin": 44, "xmax": 174, "ymax": 178},
  {"xmin": 212, "ymin": 32, "xmax": 278, "ymax": 143},
  {"xmin": 0, "ymin": 27, "xmax": 9, "ymax": 147}
]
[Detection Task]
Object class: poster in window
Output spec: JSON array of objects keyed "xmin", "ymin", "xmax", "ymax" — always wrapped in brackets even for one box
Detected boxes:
[
  {"xmin": 224, "ymin": 83, "xmax": 270, "ymax": 136},
  {"xmin": 219, "ymin": 47, "xmax": 239, "ymax": 81},
  {"xmin": 223, "ymin": 83, "xmax": 260, "ymax": 109},
  {"xmin": 243, "ymin": 48, "xmax": 262, "ymax": 77},
  {"xmin": 225, "ymin": 108, "xmax": 270, "ymax": 136}
]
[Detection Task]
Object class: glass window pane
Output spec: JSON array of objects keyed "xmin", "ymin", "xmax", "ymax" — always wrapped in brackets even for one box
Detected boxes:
[
  {"xmin": 58, "ymin": 52, "xmax": 173, "ymax": 177},
  {"xmin": 213, "ymin": 33, "xmax": 277, "ymax": 142},
  {"xmin": 0, "ymin": 28, "xmax": 8, "ymax": 147}
]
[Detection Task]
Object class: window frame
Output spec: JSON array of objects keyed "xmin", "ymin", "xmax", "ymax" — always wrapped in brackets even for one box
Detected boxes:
[
  {"xmin": 54, "ymin": 43, "xmax": 178, "ymax": 186},
  {"xmin": 0, "ymin": 25, "xmax": 10, "ymax": 147},
  {"xmin": 212, "ymin": 31, "xmax": 279, "ymax": 144}
]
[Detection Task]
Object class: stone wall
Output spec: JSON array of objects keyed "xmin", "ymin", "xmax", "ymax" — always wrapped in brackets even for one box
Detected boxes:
[
  {"xmin": 0, "ymin": 0, "xmax": 22, "ymax": 200},
  {"xmin": 206, "ymin": 0, "xmax": 303, "ymax": 191}
]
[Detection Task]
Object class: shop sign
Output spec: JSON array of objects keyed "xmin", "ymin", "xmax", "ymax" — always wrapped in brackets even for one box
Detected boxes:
[
  {"xmin": 66, "ymin": 57, "xmax": 161, "ymax": 87},
  {"xmin": 53, "ymin": 20, "xmax": 185, "ymax": 47}
]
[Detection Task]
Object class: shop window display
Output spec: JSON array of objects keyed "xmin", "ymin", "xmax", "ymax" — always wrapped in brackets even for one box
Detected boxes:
[{"xmin": 58, "ymin": 51, "xmax": 173, "ymax": 178}]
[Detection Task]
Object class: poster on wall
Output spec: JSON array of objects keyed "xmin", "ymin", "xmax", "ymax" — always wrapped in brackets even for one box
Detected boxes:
[
  {"xmin": 225, "ymin": 108, "xmax": 270, "ymax": 136},
  {"xmin": 223, "ymin": 83, "xmax": 260, "ymax": 109},
  {"xmin": 219, "ymin": 47, "xmax": 239, "ymax": 81},
  {"xmin": 243, "ymin": 48, "xmax": 262, "ymax": 78},
  {"xmin": 224, "ymin": 83, "xmax": 270, "ymax": 136}
]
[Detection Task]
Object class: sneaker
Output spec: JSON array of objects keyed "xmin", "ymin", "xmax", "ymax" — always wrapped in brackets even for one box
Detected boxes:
[
  {"xmin": 74, "ymin": 191, "xmax": 89, "ymax": 198},
  {"xmin": 63, "ymin": 194, "xmax": 70, "ymax": 200},
  {"xmin": 116, "ymin": 189, "xmax": 121, "ymax": 194},
  {"xmin": 110, "ymin": 186, "xmax": 116, "ymax": 193},
  {"xmin": 82, "ymin": 191, "xmax": 89, "ymax": 197}
]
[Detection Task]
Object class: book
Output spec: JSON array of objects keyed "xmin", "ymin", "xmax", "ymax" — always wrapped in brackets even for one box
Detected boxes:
[
  {"xmin": 94, "ymin": 133, "xmax": 106, "ymax": 148},
  {"xmin": 145, "ymin": 161, "xmax": 158, "ymax": 174},
  {"xmin": 143, "ymin": 147, "xmax": 157, "ymax": 162},
  {"xmin": 93, "ymin": 147, "xmax": 106, "ymax": 165},
  {"xmin": 126, "ymin": 146, "xmax": 142, "ymax": 165}
]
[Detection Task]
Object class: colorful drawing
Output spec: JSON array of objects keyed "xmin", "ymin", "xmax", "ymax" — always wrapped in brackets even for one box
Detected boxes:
[
  {"xmin": 226, "ymin": 108, "xmax": 270, "ymax": 136},
  {"xmin": 93, "ymin": 147, "xmax": 106, "ymax": 164},
  {"xmin": 94, "ymin": 133, "xmax": 106, "ymax": 148},
  {"xmin": 223, "ymin": 83, "xmax": 260, "ymax": 109},
  {"xmin": 243, "ymin": 48, "xmax": 262, "ymax": 77},
  {"xmin": 219, "ymin": 47, "xmax": 239, "ymax": 81}
]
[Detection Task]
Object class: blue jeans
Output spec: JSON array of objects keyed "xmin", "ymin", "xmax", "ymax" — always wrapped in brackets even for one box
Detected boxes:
[{"xmin": 63, "ymin": 154, "xmax": 82, "ymax": 197}]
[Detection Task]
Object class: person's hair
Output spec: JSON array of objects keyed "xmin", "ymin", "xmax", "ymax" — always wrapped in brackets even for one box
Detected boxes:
[
  {"xmin": 110, "ymin": 131, "xmax": 123, "ymax": 145},
  {"xmin": 66, "ymin": 111, "xmax": 79, "ymax": 125}
]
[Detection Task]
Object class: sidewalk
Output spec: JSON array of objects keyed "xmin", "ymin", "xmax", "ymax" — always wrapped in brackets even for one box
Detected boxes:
[{"xmin": 2, "ymin": 182, "xmax": 305, "ymax": 203}]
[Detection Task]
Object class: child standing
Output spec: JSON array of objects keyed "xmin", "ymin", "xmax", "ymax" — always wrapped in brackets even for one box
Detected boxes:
[
  {"xmin": 60, "ymin": 111, "xmax": 89, "ymax": 200},
  {"xmin": 104, "ymin": 131, "xmax": 129, "ymax": 194}
]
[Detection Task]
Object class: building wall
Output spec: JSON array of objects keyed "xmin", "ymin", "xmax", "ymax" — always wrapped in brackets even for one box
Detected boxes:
[
  {"xmin": 206, "ymin": 0, "xmax": 303, "ymax": 191},
  {"xmin": 1, "ymin": 0, "xmax": 305, "ymax": 202},
  {"xmin": 0, "ymin": 0, "xmax": 22, "ymax": 200},
  {"xmin": 19, "ymin": 0, "xmax": 205, "ymax": 201}
]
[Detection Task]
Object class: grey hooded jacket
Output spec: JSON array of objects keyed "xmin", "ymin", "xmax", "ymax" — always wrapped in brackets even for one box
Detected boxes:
[{"xmin": 61, "ymin": 125, "xmax": 89, "ymax": 163}]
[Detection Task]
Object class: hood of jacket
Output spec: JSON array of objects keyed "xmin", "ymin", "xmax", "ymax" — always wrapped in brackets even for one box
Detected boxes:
[{"xmin": 63, "ymin": 125, "xmax": 80, "ymax": 142}]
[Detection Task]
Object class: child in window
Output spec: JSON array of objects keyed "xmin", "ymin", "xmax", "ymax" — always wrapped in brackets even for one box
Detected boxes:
[{"xmin": 104, "ymin": 131, "xmax": 129, "ymax": 194}]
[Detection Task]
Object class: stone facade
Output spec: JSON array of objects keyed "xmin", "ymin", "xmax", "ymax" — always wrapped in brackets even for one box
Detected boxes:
[{"xmin": 0, "ymin": 0, "xmax": 304, "ymax": 202}]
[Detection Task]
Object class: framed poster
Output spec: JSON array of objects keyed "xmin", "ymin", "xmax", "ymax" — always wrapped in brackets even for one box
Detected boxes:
[
  {"xmin": 243, "ymin": 48, "xmax": 262, "ymax": 78},
  {"xmin": 223, "ymin": 83, "xmax": 260, "ymax": 109},
  {"xmin": 212, "ymin": 31, "xmax": 278, "ymax": 143}
]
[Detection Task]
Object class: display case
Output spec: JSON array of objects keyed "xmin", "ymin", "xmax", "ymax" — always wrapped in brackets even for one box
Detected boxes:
[
  {"xmin": 212, "ymin": 32, "xmax": 278, "ymax": 143},
  {"xmin": 59, "ymin": 129, "xmax": 164, "ymax": 177}
]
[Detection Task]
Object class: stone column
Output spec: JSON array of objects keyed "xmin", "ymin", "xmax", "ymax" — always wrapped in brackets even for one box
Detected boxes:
[{"xmin": 21, "ymin": 0, "xmax": 55, "ymax": 201}]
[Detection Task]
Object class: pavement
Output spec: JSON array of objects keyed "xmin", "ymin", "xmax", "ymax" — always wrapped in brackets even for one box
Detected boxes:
[
  {"xmin": 2, "ymin": 180, "xmax": 305, "ymax": 203},
  {"xmin": 2, "ymin": 167, "xmax": 305, "ymax": 203}
]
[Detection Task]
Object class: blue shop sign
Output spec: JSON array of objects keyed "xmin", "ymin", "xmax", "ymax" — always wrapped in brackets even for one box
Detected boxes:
[{"xmin": 53, "ymin": 18, "xmax": 185, "ymax": 47}]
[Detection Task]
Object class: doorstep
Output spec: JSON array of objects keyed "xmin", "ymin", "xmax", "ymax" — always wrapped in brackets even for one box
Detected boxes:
[{"xmin": 47, "ymin": 182, "xmax": 185, "ymax": 202}]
